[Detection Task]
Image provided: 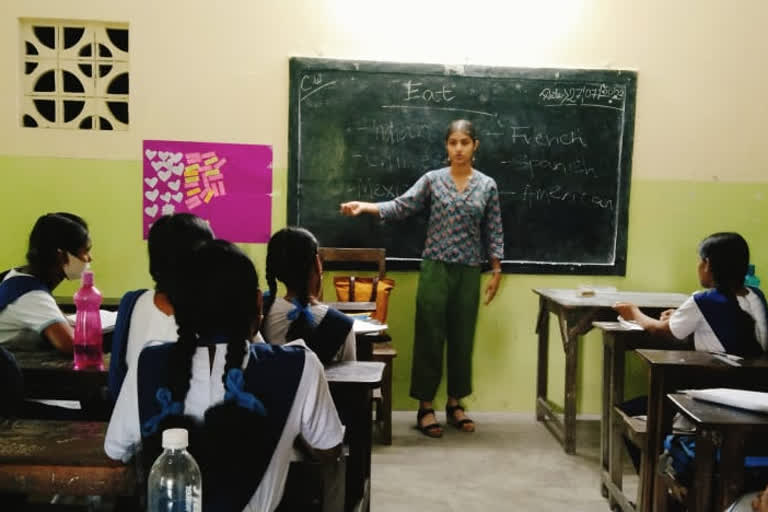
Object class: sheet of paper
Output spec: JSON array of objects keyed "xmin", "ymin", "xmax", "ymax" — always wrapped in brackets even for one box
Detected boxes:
[
  {"xmin": 66, "ymin": 309, "xmax": 118, "ymax": 333},
  {"xmin": 617, "ymin": 316, "xmax": 644, "ymax": 331},
  {"xmin": 683, "ymin": 388, "xmax": 768, "ymax": 414},
  {"xmin": 353, "ymin": 319, "xmax": 387, "ymax": 334}
]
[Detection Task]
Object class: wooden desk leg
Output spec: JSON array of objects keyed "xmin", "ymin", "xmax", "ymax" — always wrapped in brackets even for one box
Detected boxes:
[
  {"xmin": 642, "ymin": 370, "xmax": 674, "ymax": 511},
  {"xmin": 380, "ymin": 358, "xmax": 393, "ymax": 446},
  {"xmin": 600, "ymin": 335, "xmax": 612, "ymax": 481},
  {"xmin": 693, "ymin": 429, "xmax": 716, "ymax": 512},
  {"xmin": 609, "ymin": 334, "xmax": 626, "ymax": 496},
  {"xmin": 718, "ymin": 431, "xmax": 745, "ymax": 511},
  {"xmin": 640, "ymin": 367, "xmax": 667, "ymax": 512},
  {"xmin": 535, "ymin": 296, "xmax": 549, "ymax": 422},
  {"xmin": 562, "ymin": 323, "xmax": 579, "ymax": 455}
]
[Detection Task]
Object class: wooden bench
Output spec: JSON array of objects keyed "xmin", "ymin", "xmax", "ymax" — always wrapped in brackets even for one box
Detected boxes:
[{"xmin": 0, "ymin": 419, "xmax": 136, "ymax": 497}]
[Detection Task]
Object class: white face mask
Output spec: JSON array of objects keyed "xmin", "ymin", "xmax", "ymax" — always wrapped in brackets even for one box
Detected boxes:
[{"xmin": 63, "ymin": 252, "xmax": 89, "ymax": 280}]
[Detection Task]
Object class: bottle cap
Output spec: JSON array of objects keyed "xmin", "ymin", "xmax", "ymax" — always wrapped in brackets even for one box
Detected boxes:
[
  {"xmin": 162, "ymin": 428, "xmax": 188, "ymax": 449},
  {"xmin": 81, "ymin": 270, "xmax": 94, "ymax": 286}
]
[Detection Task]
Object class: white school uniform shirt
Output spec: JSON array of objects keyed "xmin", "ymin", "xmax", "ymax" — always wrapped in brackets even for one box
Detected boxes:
[
  {"xmin": 262, "ymin": 297, "xmax": 356, "ymax": 361},
  {"xmin": 104, "ymin": 339, "xmax": 344, "ymax": 512},
  {"xmin": 124, "ymin": 290, "xmax": 178, "ymax": 371},
  {"xmin": 669, "ymin": 289, "xmax": 768, "ymax": 353},
  {"xmin": 0, "ymin": 269, "xmax": 67, "ymax": 344}
]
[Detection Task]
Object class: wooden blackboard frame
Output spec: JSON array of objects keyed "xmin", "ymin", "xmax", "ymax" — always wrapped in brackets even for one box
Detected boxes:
[{"xmin": 288, "ymin": 57, "xmax": 637, "ymax": 275}]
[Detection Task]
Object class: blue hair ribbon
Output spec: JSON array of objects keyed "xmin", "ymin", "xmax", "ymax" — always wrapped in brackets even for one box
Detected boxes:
[
  {"xmin": 141, "ymin": 387, "xmax": 183, "ymax": 437},
  {"xmin": 286, "ymin": 298, "xmax": 314, "ymax": 324},
  {"xmin": 225, "ymin": 368, "xmax": 267, "ymax": 416}
]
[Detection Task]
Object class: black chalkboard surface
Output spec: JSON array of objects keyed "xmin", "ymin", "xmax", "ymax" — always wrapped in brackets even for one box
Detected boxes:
[{"xmin": 288, "ymin": 57, "xmax": 636, "ymax": 274}]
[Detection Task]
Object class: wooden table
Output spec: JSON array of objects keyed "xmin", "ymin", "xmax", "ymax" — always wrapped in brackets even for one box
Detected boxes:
[
  {"xmin": 325, "ymin": 361, "xmax": 384, "ymax": 512},
  {"xmin": 533, "ymin": 288, "xmax": 687, "ymax": 454},
  {"xmin": 637, "ymin": 350, "xmax": 768, "ymax": 512},
  {"xmin": 0, "ymin": 419, "xmax": 135, "ymax": 497},
  {"xmin": 13, "ymin": 345, "xmax": 382, "ymax": 512},
  {"xmin": 663, "ymin": 393, "xmax": 768, "ymax": 512},
  {"xmin": 593, "ymin": 322, "xmax": 684, "ymax": 511}
]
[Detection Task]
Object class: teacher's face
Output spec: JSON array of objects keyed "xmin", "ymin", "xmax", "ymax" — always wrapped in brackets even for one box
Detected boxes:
[{"xmin": 445, "ymin": 131, "xmax": 478, "ymax": 165}]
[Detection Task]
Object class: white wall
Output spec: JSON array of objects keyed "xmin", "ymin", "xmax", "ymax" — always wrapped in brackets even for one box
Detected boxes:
[{"xmin": 1, "ymin": 0, "xmax": 767, "ymax": 181}]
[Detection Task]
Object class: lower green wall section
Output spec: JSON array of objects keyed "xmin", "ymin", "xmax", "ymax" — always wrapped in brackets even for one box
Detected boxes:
[{"xmin": 2, "ymin": 155, "xmax": 768, "ymax": 414}]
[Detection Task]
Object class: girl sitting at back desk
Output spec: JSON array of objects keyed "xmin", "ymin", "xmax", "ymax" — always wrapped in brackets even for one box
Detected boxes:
[
  {"xmin": 614, "ymin": 232, "xmax": 767, "ymax": 358},
  {"xmin": 0, "ymin": 212, "xmax": 92, "ymax": 353}
]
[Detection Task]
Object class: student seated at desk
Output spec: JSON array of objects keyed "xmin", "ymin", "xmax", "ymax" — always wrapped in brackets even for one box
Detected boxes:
[
  {"xmin": 615, "ymin": 232, "xmax": 767, "ymax": 358},
  {"xmin": 105, "ymin": 240, "xmax": 343, "ymax": 512},
  {"xmin": 0, "ymin": 212, "xmax": 92, "ymax": 353},
  {"xmin": 108, "ymin": 213, "xmax": 213, "ymax": 401},
  {"xmin": 260, "ymin": 227, "xmax": 356, "ymax": 363}
]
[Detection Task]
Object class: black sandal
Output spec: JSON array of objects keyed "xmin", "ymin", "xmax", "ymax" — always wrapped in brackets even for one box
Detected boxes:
[
  {"xmin": 446, "ymin": 404, "xmax": 475, "ymax": 432},
  {"xmin": 416, "ymin": 408, "xmax": 443, "ymax": 438}
]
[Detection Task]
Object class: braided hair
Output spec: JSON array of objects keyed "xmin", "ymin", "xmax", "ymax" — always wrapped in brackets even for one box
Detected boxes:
[
  {"xmin": 263, "ymin": 227, "xmax": 320, "ymax": 343},
  {"xmin": 142, "ymin": 240, "xmax": 268, "ymax": 508},
  {"xmin": 699, "ymin": 232, "xmax": 761, "ymax": 356}
]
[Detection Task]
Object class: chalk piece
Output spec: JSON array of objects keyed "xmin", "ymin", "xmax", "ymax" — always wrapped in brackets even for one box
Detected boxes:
[{"xmin": 578, "ymin": 287, "xmax": 595, "ymax": 297}]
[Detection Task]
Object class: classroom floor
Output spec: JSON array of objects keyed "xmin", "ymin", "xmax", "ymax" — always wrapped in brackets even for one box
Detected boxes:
[{"xmin": 371, "ymin": 412, "xmax": 639, "ymax": 512}]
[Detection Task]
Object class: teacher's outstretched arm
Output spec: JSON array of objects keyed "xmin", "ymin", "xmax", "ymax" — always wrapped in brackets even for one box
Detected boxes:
[{"xmin": 339, "ymin": 201, "xmax": 379, "ymax": 217}]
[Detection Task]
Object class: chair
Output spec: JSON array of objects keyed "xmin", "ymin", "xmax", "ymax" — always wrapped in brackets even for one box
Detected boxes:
[{"xmin": 318, "ymin": 247, "xmax": 396, "ymax": 445}]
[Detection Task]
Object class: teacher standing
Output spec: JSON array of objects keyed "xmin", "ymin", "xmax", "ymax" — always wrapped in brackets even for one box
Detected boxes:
[{"xmin": 340, "ymin": 119, "xmax": 504, "ymax": 437}]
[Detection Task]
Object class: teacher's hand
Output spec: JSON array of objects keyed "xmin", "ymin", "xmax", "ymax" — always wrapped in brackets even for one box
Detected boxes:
[
  {"xmin": 484, "ymin": 273, "xmax": 501, "ymax": 305},
  {"xmin": 339, "ymin": 201, "xmax": 378, "ymax": 216}
]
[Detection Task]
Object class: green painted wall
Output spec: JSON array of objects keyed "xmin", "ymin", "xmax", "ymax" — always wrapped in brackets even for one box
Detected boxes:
[{"xmin": 2, "ymin": 155, "xmax": 767, "ymax": 413}]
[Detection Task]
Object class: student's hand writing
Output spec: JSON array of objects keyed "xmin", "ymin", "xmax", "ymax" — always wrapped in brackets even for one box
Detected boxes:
[
  {"xmin": 613, "ymin": 302, "xmax": 641, "ymax": 321},
  {"xmin": 659, "ymin": 308, "xmax": 676, "ymax": 322},
  {"xmin": 484, "ymin": 273, "xmax": 501, "ymax": 305}
]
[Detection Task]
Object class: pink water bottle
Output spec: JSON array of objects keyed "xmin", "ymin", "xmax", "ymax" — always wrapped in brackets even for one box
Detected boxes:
[{"xmin": 73, "ymin": 270, "xmax": 104, "ymax": 370}]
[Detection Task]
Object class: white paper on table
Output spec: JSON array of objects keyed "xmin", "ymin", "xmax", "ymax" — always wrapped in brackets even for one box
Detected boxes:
[
  {"xmin": 617, "ymin": 316, "xmax": 644, "ymax": 331},
  {"xmin": 66, "ymin": 309, "xmax": 118, "ymax": 333},
  {"xmin": 353, "ymin": 319, "xmax": 387, "ymax": 334},
  {"xmin": 682, "ymin": 388, "xmax": 768, "ymax": 414}
]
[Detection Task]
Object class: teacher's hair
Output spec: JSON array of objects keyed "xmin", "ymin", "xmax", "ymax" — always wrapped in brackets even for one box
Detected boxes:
[{"xmin": 445, "ymin": 119, "xmax": 477, "ymax": 142}]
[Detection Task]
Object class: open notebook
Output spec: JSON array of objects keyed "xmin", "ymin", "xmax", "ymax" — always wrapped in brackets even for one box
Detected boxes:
[{"xmin": 65, "ymin": 309, "xmax": 118, "ymax": 333}]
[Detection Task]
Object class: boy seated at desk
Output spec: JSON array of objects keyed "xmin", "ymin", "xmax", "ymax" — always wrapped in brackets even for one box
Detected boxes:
[
  {"xmin": 0, "ymin": 213, "xmax": 92, "ymax": 352},
  {"xmin": 105, "ymin": 240, "xmax": 344, "ymax": 512},
  {"xmin": 108, "ymin": 213, "xmax": 213, "ymax": 401},
  {"xmin": 614, "ymin": 232, "xmax": 768, "ymax": 358}
]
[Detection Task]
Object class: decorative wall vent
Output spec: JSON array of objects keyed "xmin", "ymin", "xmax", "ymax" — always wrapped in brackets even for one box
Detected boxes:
[{"xmin": 21, "ymin": 19, "xmax": 129, "ymax": 130}]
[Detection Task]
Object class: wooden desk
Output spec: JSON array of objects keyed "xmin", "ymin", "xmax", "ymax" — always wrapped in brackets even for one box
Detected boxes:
[
  {"xmin": 636, "ymin": 350, "xmax": 768, "ymax": 512},
  {"xmin": 14, "ymin": 345, "xmax": 382, "ymax": 512},
  {"xmin": 0, "ymin": 419, "xmax": 135, "ymax": 496},
  {"xmin": 533, "ymin": 288, "xmax": 687, "ymax": 454},
  {"xmin": 326, "ymin": 361, "xmax": 385, "ymax": 512},
  {"xmin": 593, "ymin": 322, "xmax": 682, "ymax": 511},
  {"xmin": 664, "ymin": 393, "xmax": 768, "ymax": 512}
]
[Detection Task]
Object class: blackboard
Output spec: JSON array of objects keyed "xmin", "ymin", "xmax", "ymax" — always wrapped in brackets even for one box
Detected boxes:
[{"xmin": 288, "ymin": 57, "xmax": 637, "ymax": 274}]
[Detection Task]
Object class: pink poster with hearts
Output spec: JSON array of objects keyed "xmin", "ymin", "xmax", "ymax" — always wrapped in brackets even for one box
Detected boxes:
[{"xmin": 142, "ymin": 140, "xmax": 272, "ymax": 242}]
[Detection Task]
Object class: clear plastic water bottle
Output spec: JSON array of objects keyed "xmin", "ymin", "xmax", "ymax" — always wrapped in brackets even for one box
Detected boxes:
[
  {"xmin": 745, "ymin": 264, "xmax": 761, "ymax": 288},
  {"xmin": 147, "ymin": 428, "xmax": 202, "ymax": 512},
  {"xmin": 73, "ymin": 269, "xmax": 104, "ymax": 370}
]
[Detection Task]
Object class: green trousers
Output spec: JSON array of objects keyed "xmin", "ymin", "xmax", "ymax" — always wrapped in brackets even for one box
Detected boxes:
[{"xmin": 410, "ymin": 259, "xmax": 481, "ymax": 401}]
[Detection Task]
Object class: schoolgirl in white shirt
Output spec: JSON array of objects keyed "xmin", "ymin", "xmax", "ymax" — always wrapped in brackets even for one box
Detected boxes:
[
  {"xmin": 615, "ymin": 232, "xmax": 767, "ymax": 358},
  {"xmin": 105, "ymin": 240, "xmax": 343, "ymax": 512},
  {"xmin": 0, "ymin": 212, "xmax": 92, "ymax": 352},
  {"xmin": 260, "ymin": 227, "xmax": 356, "ymax": 363}
]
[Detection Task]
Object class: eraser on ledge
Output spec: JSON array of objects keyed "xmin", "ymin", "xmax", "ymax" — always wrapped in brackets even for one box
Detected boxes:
[{"xmin": 578, "ymin": 288, "xmax": 595, "ymax": 297}]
